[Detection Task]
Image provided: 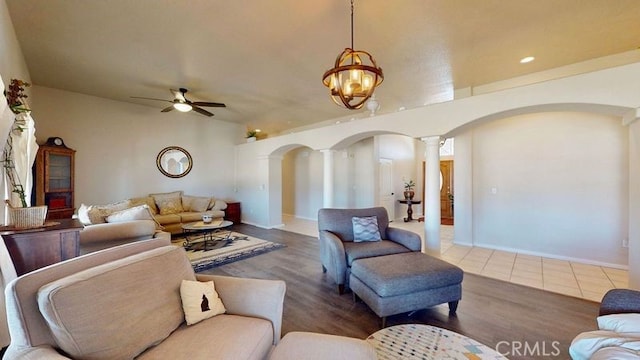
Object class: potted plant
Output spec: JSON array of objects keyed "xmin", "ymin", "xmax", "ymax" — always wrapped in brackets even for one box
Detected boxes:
[
  {"xmin": 246, "ymin": 129, "xmax": 258, "ymax": 142},
  {"xmin": 2, "ymin": 79, "xmax": 46, "ymax": 228},
  {"xmin": 403, "ymin": 179, "xmax": 416, "ymax": 200}
]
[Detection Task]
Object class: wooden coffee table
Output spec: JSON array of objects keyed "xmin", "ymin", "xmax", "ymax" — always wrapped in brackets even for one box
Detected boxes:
[
  {"xmin": 367, "ymin": 324, "xmax": 507, "ymax": 359},
  {"xmin": 181, "ymin": 220, "xmax": 233, "ymax": 251}
]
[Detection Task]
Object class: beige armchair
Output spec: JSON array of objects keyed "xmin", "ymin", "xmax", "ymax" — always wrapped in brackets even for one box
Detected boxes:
[{"xmin": 318, "ymin": 207, "xmax": 422, "ymax": 294}]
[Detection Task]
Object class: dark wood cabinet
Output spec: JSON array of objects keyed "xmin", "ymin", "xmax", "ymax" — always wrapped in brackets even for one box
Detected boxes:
[
  {"xmin": 1, "ymin": 219, "xmax": 83, "ymax": 276},
  {"xmin": 224, "ymin": 202, "xmax": 241, "ymax": 224},
  {"xmin": 33, "ymin": 138, "xmax": 76, "ymax": 220}
]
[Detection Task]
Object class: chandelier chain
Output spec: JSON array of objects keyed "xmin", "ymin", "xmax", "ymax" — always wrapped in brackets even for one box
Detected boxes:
[{"xmin": 350, "ymin": 0, "xmax": 354, "ymax": 51}]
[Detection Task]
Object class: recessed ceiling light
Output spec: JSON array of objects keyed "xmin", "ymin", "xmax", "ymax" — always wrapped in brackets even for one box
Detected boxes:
[{"xmin": 520, "ymin": 56, "xmax": 535, "ymax": 64}]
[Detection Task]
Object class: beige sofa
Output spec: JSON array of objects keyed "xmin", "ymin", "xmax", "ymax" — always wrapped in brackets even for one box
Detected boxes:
[
  {"xmin": 77, "ymin": 190, "xmax": 228, "ymax": 235},
  {"xmin": 4, "ymin": 238, "xmax": 376, "ymax": 360}
]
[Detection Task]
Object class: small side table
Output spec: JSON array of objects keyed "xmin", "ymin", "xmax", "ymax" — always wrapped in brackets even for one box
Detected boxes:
[
  {"xmin": 398, "ymin": 199, "xmax": 421, "ymax": 222},
  {"xmin": 224, "ymin": 202, "xmax": 241, "ymax": 224}
]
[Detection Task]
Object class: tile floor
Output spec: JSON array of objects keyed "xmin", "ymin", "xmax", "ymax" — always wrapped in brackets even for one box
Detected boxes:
[{"xmin": 280, "ymin": 214, "xmax": 628, "ymax": 302}]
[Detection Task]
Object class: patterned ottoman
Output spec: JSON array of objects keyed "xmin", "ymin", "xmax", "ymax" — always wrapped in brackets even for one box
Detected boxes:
[{"xmin": 350, "ymin": 252, "xmax": 463, "ymax": 327}]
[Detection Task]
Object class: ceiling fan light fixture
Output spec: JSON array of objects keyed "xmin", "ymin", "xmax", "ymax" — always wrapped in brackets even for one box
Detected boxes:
[
  {"xmin": 520, "ymin": 56, "xmax": 535, "ymax": 64},
  {"xmin": 322, "ymin": 0, "xmax": 383, "ymax": 110},
  {"xmin": 173, "ymin": 102, "xmax": 193, "ymax": 112}
]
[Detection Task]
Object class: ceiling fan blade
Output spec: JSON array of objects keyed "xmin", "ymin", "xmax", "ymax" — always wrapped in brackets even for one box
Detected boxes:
[
  {"xmin": 192, "ymin": 106, "xmax": 214, "ymax": 117},
  {"xmin": 131, "ymin": 96, "xmax": 172, "ymax": 103},
  {"xmin": 192, "ymin": 101, "xmax": 226, "ymax": 108},
  {"xmin": 161, "ymin": 105, "xmax": 175, "ymax": 112}
]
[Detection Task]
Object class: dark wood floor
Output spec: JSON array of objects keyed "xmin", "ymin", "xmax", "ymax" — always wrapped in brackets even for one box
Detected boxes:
[{"xmin": 202, "ymin": 224, "xmax": 600, "ymax": 360}]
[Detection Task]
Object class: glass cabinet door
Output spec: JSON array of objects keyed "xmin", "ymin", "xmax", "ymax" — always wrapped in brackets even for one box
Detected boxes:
[{"xmin": 46, "ymin": 154, "xmax": 72, "ymax": 191}]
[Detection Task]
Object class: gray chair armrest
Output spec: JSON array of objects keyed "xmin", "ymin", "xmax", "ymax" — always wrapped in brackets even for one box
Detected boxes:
[
  {"xmin": 387, "ymin": 227, "xmax": 422, "ymax": 251},
  {"xmin": 599, "ymin": 289, "xmax": 640, "ymax": 316},
  {"xmin": 196, "ymin": 274, "xmax": 286, "ymax": 344},
  {"xmin": 4, "ymin": 345, "xmax": 71, "ymax": 359},
  {"xmin": 319, "ymin": 230, "xmax": 348, "ymax": 285}
]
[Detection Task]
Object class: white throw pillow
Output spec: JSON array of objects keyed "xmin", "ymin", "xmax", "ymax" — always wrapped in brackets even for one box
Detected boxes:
[
  {"xmin": 352, "ymin": 216, "xmax": 381, "ymax": 242},
  {"xmin": 77, "ymin": 204, "xmax": 91, "ymax": 225},
  {"xmin": 105, "ymin": 204, "xmax": 154, "ymax": 223},
  {"xmin": 180, "ymin": 280, "xmax": 226, "ymax": 325},
  {"xmin": 598, "ymin": 314, "xmax": 640, "ymax": 333},
  {"xmin": 79, "ymin": 200, "xmax": 132, "ymax": 225}
]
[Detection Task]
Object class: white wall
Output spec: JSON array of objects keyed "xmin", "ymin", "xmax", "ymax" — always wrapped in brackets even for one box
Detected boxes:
[
  {"xmin": 470, "ymin": 111, "xmax": 628, "ymax": 266},
  {"xmin": 0, "ymin": 0, "xmax": 29, "ymax": 84},
  {"xmin": 29, "ymin": 86, "xmax": 242, "ymax": 205},
  {"xmin": 281, "ymin": 147, "xmax": 323, "ymax": 220}
]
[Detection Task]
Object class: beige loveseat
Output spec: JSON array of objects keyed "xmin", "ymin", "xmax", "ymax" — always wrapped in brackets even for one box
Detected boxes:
[
  {"xmin": 4, "ymin": 238, "xmax": 376, "ymax": 360},
  {"xmin": 4, "ymin": 238, "xmax": 286, "ymax": 359},
  {"xmin": 77, "ymin": 190, "xmax": 228, "ymax": 235}
]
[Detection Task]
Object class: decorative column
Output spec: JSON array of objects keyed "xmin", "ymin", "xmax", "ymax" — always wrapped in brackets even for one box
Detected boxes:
[
  {"xmin": 625, "ymin": 109, "xmax": 640, "ymax": 289},
  {"xmin": 422, "ymin": 136, "xmax": 442, "ymax": 255},
  {"xmin": 320, "ymin": 149, "xmax": 335, "ymax": 208}
]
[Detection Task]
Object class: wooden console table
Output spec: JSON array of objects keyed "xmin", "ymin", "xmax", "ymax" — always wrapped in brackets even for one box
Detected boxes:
[
  {"xmin": 398, "ymin": 200, "xmax": 422, "ymax": 222},
  {"xmin": 1, "ymin": 219, "xmax": 83, "ymax": 276}
]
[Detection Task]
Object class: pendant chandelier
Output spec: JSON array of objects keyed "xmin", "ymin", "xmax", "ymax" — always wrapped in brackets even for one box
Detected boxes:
[{"xmin": 322, "ymin": 0, "xmax": 383, "ymax": 110}]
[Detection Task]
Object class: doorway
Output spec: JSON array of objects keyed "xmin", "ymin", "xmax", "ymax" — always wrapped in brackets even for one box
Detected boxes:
[{"xmin": 422, "ymin": 160, "xmax": 454, "ymax": 225}]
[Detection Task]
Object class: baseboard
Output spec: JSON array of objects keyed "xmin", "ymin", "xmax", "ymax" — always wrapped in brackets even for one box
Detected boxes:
[
  {"xmin": 282, "ymin": 214, "xmax": 316, "ymax": 221},
  {"xmin": 473, "ymin": 242, "xmax": 628, "ymax": 270},
  {"xmin": 239, "ymin": 220, "xmax": 274, "ymax": 229}
]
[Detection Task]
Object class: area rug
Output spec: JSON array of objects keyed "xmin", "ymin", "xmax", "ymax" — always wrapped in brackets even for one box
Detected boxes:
[{"xmin": 172, "ymin": 231, "xmax": 286, "ymax": 272}]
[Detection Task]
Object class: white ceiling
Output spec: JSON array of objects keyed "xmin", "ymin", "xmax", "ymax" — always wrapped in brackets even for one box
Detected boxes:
[{"xmin": 6, "ymin": 0, "xmax": 640, "ymax": 136}]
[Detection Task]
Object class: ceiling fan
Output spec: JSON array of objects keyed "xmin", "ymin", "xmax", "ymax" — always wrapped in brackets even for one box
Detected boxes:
[{"xmin": 131, "ymin": 88, "xmax": 226, "ymax": 117}]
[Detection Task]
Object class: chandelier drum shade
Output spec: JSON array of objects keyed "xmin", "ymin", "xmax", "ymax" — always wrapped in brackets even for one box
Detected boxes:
[{"xmin": 322, "ymin": 0, "xmax": 383, "ymax": 110}]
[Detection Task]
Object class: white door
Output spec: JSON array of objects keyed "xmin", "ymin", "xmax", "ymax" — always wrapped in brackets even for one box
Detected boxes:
[{"xmin": 379, "ymin": 159, "xmax": 395, "ymax": 220}]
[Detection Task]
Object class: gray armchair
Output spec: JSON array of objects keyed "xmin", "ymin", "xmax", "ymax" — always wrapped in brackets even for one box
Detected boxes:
[{"xmin": 318, "ymin": 207, "xmax": 422, "ymax": 294}]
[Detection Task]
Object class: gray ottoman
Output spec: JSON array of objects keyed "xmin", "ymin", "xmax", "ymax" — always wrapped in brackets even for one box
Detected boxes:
[{"xmin": 350, "ymin": 252, "xmax": 463, "ymax": 327}]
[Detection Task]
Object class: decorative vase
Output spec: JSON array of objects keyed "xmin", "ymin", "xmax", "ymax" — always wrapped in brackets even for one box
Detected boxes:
[
  {"xmin": 403, "ymin": 190, "xmax": 415, "ymax": 200},
  {"xmin": 246, "ymin": 136, "xmax": 257, "ymax": 143}
]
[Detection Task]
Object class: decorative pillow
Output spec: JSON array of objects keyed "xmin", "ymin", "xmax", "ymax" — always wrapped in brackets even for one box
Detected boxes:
[
  {"xmin": 106, "ymin": 204, "xmax": 154, "ymax": 223},
  {"xmin": 150, "ymin": 190, "xmax": 183, "ymax": 201},
  {"xmin": 78, "ymin": 200, "xmax": 131, "ymax": 225},
  {"xmin": 77, "ymin": 204, "xmax": 91, "ymax": 225},
  {"xmin": 180, "ymin": 280, "xmax": 226, "ymax": 325},
  {"xmin": 352, "ymin": 216, "xmax": 381, "ymax": 242},
  {"xmin": 155, "ymin": 197, "xmax": 184, "ymax": 215},
  {"xmin": 598, "ymin": 314, "xmax": 640, "ymax": 333},
  {"xmin": 129, "ymin": 196, "xmax": 157, "ymax": 215},
  {"xmin": 182, "ymin": 195, "xmax": 212, "ymax": 212},
  {"xmin": 210, "ymin": 199, "xmax": 228, "ymax": 211},
  {"xmin": 151, "ymin": 191, "xmax": 184, "ymax": 215}
]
